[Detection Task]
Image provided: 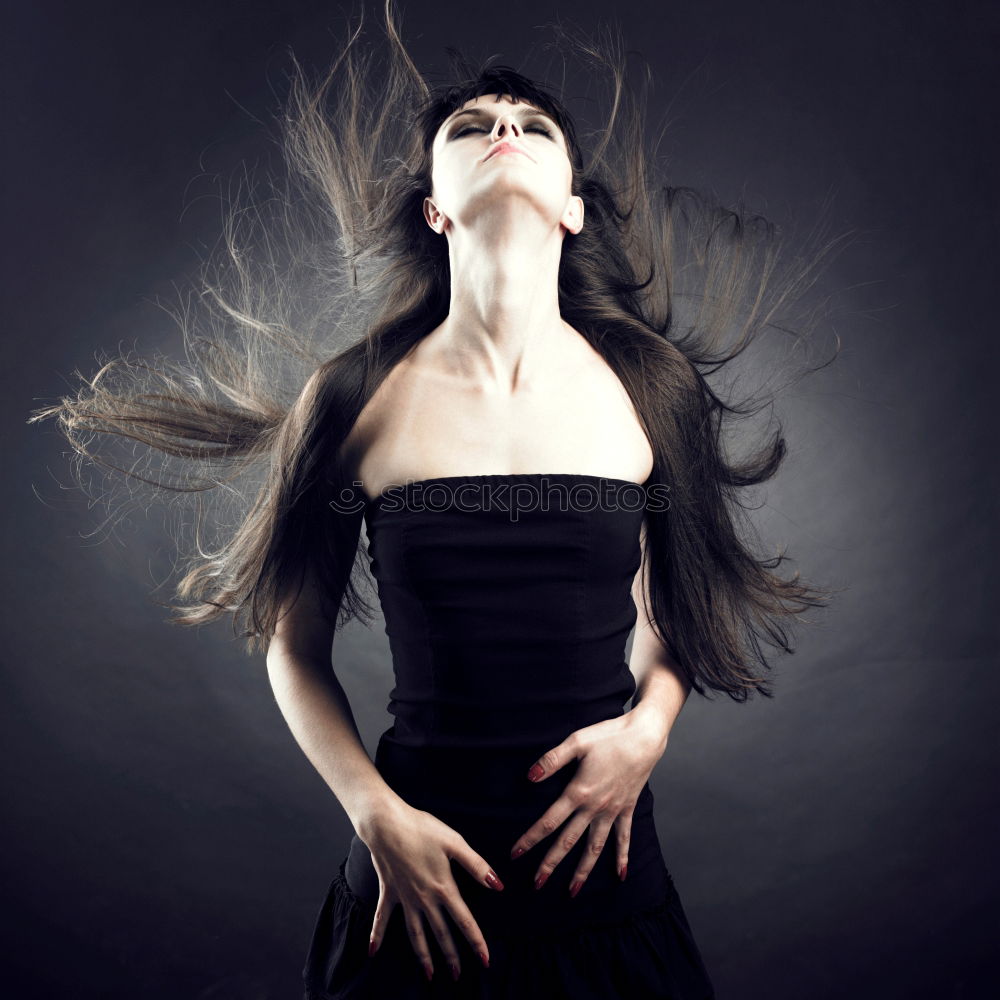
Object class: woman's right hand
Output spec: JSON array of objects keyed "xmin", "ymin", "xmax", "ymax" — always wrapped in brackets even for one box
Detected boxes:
[{"xmin": 359, "ymin": 797, "xmax": 503, "ymax": 982}]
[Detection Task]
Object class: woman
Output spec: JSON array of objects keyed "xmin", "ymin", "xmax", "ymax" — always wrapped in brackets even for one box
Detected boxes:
[
  {"xmin": 29, "ymin": 3, "xmax": 847, "ymax": 997},
  {"xmin": 287, "ymin": 80, "xmax": 720, "ymax": 996}
]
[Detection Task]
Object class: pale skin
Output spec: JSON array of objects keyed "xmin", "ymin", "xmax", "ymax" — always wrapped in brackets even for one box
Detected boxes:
[{"xmin": 267, "ymin": 92, "xmax": 692, "ymax": 984}]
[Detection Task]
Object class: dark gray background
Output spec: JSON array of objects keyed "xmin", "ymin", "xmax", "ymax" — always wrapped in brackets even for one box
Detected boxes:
[{"xmin": 4, "ymin": 1, "xmax": 997, "ymax": 997}]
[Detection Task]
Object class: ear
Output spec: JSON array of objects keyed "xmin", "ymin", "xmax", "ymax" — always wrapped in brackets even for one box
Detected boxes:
[
  {"xmin": 561, "ymin": 194, "xmax": 584, "ymax": 235},
  {"xmin": 423, "ymin": 196, "xmax": 448, "ymax": 235}
]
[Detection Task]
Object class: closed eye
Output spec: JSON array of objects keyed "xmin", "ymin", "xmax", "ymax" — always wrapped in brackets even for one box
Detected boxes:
[{"xmin": 452, "ymin": 124, "xmax": 554, "ymax": 139}]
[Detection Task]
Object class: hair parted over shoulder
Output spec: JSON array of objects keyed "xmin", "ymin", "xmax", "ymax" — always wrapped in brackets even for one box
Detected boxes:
[{"xmin": 29, "ymin": 0, "xmax": 855, "ymax": 700}]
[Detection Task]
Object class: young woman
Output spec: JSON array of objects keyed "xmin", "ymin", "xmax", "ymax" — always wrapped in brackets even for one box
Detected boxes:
[{"xmin": 30, "ymin": 3, "xmax": 847, "ymax": 997}]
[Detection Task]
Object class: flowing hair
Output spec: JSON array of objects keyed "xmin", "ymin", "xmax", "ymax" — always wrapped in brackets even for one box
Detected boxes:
[{"xmin": 28, "ymin": 0, "xmax": 854, "ymax": 700}]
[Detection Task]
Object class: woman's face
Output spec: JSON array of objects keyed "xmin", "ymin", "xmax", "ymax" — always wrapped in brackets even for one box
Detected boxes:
[{"xmin": 424, "ymin": 93, "xmax": 583, "ymax": 238}]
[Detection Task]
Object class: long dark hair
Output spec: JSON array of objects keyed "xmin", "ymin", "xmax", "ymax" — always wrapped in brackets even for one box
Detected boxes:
[{"xmin": 28, "ymin": 0, "xmax": 853, "ymax": 700}]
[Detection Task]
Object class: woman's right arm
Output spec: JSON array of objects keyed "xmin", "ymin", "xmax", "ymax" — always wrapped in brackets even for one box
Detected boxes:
[
  {"xmin": 265, "ymin": 553, "xmax": 402, "ymax": 839},
  {"xmin": 266, "ymin": 648, "xmax": 408, "ymax": 839}
]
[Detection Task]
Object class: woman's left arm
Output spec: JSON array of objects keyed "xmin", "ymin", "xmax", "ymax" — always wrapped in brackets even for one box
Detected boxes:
[
  {"xmin": 508, "ymin": 515, "xmax": 691, "ymax": 894},
  {"xmin": 626, "ymin": 512, "xmax": 692, "ymax": 751}
]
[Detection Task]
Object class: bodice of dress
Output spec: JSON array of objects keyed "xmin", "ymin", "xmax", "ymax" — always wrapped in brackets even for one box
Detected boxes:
[{"xmin": 361, "ymin": 473, "xmax": 648, "ymax": 750}]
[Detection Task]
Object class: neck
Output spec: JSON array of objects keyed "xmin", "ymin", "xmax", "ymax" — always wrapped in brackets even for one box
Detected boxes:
[{"xmin": 434, "ymin": 208, "xmax": 570, "ymax": 393}]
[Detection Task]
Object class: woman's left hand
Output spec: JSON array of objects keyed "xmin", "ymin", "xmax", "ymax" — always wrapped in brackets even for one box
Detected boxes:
[{"xmin": 509, "ymin": 707, "xmax": 669, "ymax": 896}]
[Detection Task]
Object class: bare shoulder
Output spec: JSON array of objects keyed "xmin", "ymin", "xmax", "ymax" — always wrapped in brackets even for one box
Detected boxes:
[
  {"xmin": 569, "ymin": 337, "xmax": 655, "ymax": 480},
  {"xmin": 574, "ymin": 334, "xmax": 646, "ymax": 417},
  {"xmin": 335, "ymin": 347, "xmax": 420, "ymax": 481}
]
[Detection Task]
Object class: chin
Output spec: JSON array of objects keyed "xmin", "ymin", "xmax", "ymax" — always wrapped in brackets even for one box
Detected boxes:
[{"xmin": 459, "ymin": 185, "xmax": 562, "ymax": 224}]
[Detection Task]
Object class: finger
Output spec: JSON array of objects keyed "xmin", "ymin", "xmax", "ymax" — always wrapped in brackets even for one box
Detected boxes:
[
  {"xmin": 421, "ymin": 900, "xmax": 463, "ymax": 981},
  {"xmin": 448, "ymin": 840, "xmax": 499, "ymax": 968},
  {"xmin": 526, "ymin": 732, "xmax": 580, "ymax": 783},
  {"xmin": 615, "ymin": 809, "xmax": 634, "ymax": 880},
  {"xmin": 449, "ymin": 836, "xmax": 505, "ymax": 894},
  {"xmin": 510, "ymin": 791, "xmax": 580, "ymax": 860},
  {"xmin": 533, "ymin": 807, "xmax": 593, "ymax": 890},
  {"xmin": 442, "ymin": 889, "xmax": 492, "ymax": 970},
  {"xmin": 368, "ymin": 883, "xmax": 396, "ymax": 956},
  {"xmin": 568, "ymin": 811, "xmax": 617, "ymax": 895},
  {"xmin": 402, "ymin": 903, "xmax": 436, "ymax": 982}
]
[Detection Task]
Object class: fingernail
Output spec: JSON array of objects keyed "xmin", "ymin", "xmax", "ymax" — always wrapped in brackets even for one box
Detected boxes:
[
  {"xmin": 479, "ymin": 950, "xmax": 490, "ymax": 969},
  {"xmin": 619, "ymin": 863, "xmax": 628, "ymax": 881},
  {"xmin": 510, "ymin": 845, "xmax": 525, "ymax": 860},
  {"xmin": 534, "ymin": 872, "xmax": 549, "ymax": 890},
  {"xmin": 569, "ymin": 880, "xmax": 583, "ymax": 898},
  {"xmin": 424, "ymin": 961, "xmax": 434, "ymax": 981},
  {"xmin": 484, "ymin": 869, "xmax": 504, "ymax": 891},
  {"xmin": 527, "ymin": 764, "xmax": 544, "ymax": 781},
  {"xmin": 368, "ymin": 938, "xmax": 377, "ymax": 957},
  {"xmin": 450, "ymin": 961, "xmax": 460, "ymax": 981}
]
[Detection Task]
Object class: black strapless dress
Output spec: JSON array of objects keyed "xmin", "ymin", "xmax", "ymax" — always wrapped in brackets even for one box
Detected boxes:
[{"xmin": 302, "ymin": 474, "xmax": 715, "ymax": 999}]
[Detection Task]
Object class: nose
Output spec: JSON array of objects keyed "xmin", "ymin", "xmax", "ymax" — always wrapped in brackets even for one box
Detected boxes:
[{"xmin": 490, "ymin": 114, "xmax": 523, "ymax": 143}]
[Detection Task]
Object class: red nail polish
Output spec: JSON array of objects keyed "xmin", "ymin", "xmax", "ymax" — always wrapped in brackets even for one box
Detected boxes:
[
  {"xmin": 450, "ymin": 962, "xmax": 460, "ymax": 981},
  {"xmin": 534, "ymin": 872, "xmax": 549, "ymax": 890},
  {"xmin": 511, "ymin": 845, "xmax": 525, "ymax": 860},
  {"xmin": 619, "ymin": 863, "xmax": 628, "ymax": 881},
  {"xmin": 424, "ymin": 962, "xmax": 434, "ymax": 981},
  {"xmin": 569, "ymin": 880, "xmax": 582, "ymax": 898},
  {"xmin": 527, "ymin": 764, "xmax": 544, "ymax": 781},
  {"xmin": 368, "ymin": 938, "xmax": 377, "ymax": 957},
  {"xmin": 479, "ymin": 950, "xmax": 490, "ymax": 969},
  {"xmin": 485, "ymin": 870, "xmax": 504, "ymax": 891}
]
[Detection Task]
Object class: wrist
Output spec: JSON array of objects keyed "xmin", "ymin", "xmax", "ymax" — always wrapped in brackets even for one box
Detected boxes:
[
  {"xmin": 626, "ymin": 699, "xmax": 671, "ymax": 754},
  {"xmin": 351, "ymin": 787, "xmax": 408, "ymax": 843}
]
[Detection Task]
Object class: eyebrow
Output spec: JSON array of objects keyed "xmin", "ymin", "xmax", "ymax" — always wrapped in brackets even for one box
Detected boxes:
[{"xmin": 443, "ymin": 106, "xmax": 561, "ymax": 131}]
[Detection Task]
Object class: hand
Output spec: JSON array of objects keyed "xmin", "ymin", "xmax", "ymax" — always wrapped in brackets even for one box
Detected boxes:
[
  {"xmin": 509, "ymin": 709, "xmax": 668, "ymax": 896},
  {"xmin": 361, "ymin": 797, "xmax": 503, "ymax": 982}
]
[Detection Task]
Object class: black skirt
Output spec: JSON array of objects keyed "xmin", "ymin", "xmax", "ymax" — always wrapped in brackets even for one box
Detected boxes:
[{"xmin": 301, "ymin": 739, "xmax": 716, "ymax": 999}]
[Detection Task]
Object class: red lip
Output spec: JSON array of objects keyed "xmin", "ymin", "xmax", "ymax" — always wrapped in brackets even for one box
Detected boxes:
[{"xmin": 484, "ymin": 141, "xmax": 532, "ymax": 162}]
